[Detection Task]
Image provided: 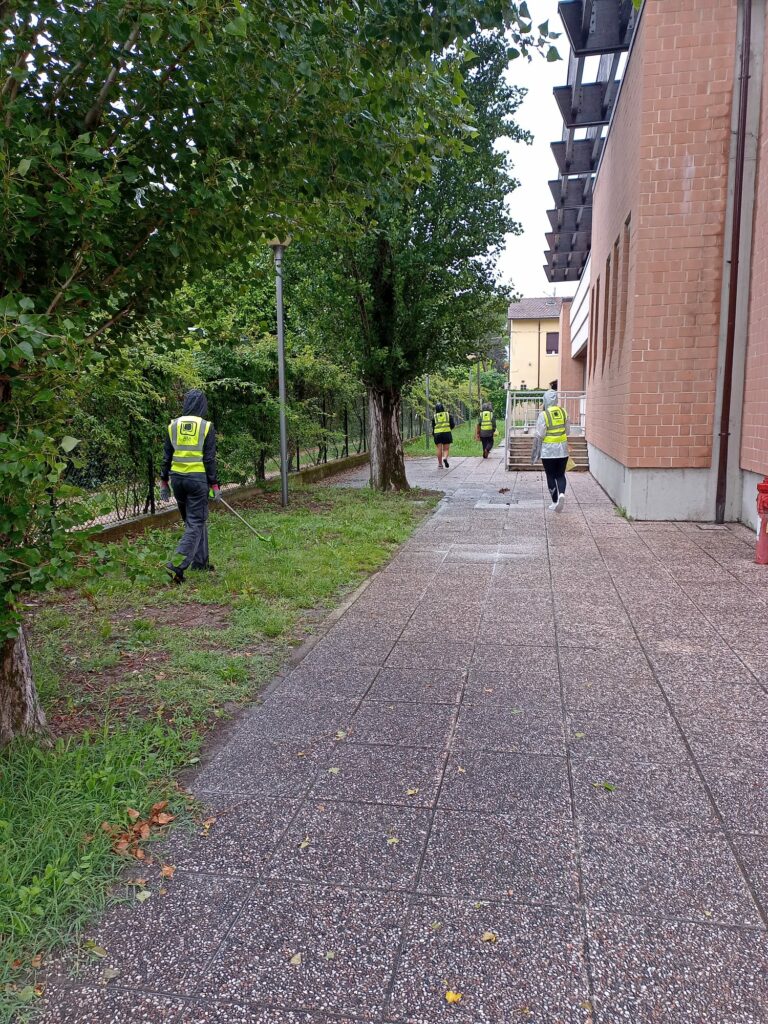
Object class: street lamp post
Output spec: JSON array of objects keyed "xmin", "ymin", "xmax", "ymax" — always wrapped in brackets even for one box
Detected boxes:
[
  {"xmin": 424, "ymin": 374, "xmax": 431, "ymax": 452},
  {"xmin": 269, "ymin": 237, "xmax": 291, "ymax": 508}
]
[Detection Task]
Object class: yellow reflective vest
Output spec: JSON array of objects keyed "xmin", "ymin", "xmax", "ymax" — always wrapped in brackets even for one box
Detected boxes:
[
  {"xmin": 168, "ymin": 415, "xmax": 211, "ymax": 474},
  {"xmin": 543, "ymin": 406, "xmax": 567, "ymax": 445},
  {"xmin": 434, "ymin": 411, "xmax": 451, "ymax": 434},
  {"xmin": 480, "ymin": 410, "xmax": 494, "ymax": 431}
]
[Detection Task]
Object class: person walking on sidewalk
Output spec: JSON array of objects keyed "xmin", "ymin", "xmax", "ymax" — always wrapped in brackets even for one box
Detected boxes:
[
  {"xmin": 159, "ymin": 388, "xmax": 221, "ymax": 583},
  {"xmin": 432, "ymin": 403, "xmax": 455, "ymax": 468},
  {"xmin": 531, "ymin": 388, "xmax": 569, "ymax": 512},
  {"xmin": 477, "ymin": 402, "xmax": 496, "ymax": 459}
]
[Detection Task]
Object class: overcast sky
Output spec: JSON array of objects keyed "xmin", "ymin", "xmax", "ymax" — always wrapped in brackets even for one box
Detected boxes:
[{"xmin": 496, "ymin": 0, "xmax": 577, "ymax": 300}]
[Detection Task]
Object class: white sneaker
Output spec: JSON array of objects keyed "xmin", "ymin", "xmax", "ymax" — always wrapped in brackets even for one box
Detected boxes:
[
  {"xmin": 547, "ymin": 501, "xmax": 558, "ymax": 511},
  {"xmin": 556, "ymin": 493, "xmax": 566, "ymax": 513}
]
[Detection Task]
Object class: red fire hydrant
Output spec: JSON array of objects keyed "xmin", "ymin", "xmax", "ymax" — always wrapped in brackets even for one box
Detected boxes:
[{"xmin": 757, "ymin": 477, "xmax": 768, "ymax": 565}]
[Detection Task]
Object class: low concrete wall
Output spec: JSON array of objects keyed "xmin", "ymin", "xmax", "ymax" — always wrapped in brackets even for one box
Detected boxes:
[
  {"xmin": 587, "ymin": 443, "xmax": 717, "ymax": 521},
  {"xmin": 99, "ymin": 451, "xmax": 371, "ymax": 543}
]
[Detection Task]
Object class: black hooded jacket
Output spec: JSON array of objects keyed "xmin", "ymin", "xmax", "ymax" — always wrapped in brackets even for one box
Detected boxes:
[{"xmin": 160, "ymin": 389, "xmax": 218, "ymax": 485}]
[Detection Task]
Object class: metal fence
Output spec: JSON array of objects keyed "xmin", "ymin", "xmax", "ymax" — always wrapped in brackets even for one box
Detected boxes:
[{"xmin": 66, "ymin": 395, "xmax": 433, "ymax": 528}]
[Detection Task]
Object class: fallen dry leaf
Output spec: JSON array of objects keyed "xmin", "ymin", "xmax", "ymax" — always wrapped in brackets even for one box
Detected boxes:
[
  {"xmin": 406, "ymin": 787, "xmax": 419, "ymax": 796},
  {"xmin": 161, "ymin": 864, "xmax": 176, "ymax": 879},
  {"xmin": 289, "ymin": 953, "xmax": 302, "ymax": 966},
  {"xmin": 457, "ymin": 766, "xmax": 466, "ymax": 774},
  {"xmin": 430, "ymin": 921, "xmax": 443, "ymax": 931},
  {"xmin": 30, "ymin": 954, "xmax": 42, "ymax": 970},
  {"xmin": 101, "ymin": 967, "xmax": 121, "ymax": 982},
  {"xmin": 481, "ymin": 931, "xmax": 498, "ymax": 944},
  {"xmin": 445, "ymin": 990, "xmax": 463, "ymax": 1004},
  {"xmin": 153, "ymin": 812, "xmax": 175, "ymax": 826},
  {"xmin": 325, "ymin": 951, "xmax": 336, "ymax": 961},
  {"xmin": 299, "ymin": 836, "xmax": 312, "ymax": 850},
  {"xmin": 126, "ymin": 808, "xmax": 140, "ymax": 822},
  {"xmin": 135, "ymin": 890, "xmax": 151, "ymax": 903},
  {"xmin": 580, "ymin": 1000, "xmax": 593, "ymax": 1011},
  {"xmin": 84, "ymin": 940, "xmax": 108, "ymax": 959},
  {"xmin": 151, "ymin": 800, "xmax": 169, "ymax": 814},
  {"xmin": 328, "ymin": 767, "xmax": 340, "ymax": 776},
  {"xmin": 334, "ymin": 729, "xmax": 347, "ymax": 741},
  {"xmin": 386, "ymin": 836, "xmax": 400, "ymax": 846}
]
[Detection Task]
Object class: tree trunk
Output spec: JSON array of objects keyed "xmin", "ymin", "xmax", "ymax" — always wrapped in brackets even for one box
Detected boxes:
[
  {"xmin": 0, "ymin": 627, "xmax": 48, "ymax": 746},
  {"xmin": 368, "ymin": 386, "xmax": 409, "ymax": 491}
]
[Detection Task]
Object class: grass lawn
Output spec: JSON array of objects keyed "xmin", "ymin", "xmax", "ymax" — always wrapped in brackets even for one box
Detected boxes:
[
  {"xmin": 404, "ymin": 418, "xmax": 502, "ymax": 458},
  {"xmin": 0, "ymin": 483, "xmax": 438, "ymax": 1021}
]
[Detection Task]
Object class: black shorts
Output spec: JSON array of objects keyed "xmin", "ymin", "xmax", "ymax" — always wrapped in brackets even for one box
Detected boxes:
[{"xmin": 434, "ymin": 433, "xmax": 452, "ymax": 445}]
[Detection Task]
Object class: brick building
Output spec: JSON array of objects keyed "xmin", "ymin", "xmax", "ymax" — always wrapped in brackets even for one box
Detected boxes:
[{"xmin": 545, "ymin": 0, "xmax": 767, "ymax": 527}]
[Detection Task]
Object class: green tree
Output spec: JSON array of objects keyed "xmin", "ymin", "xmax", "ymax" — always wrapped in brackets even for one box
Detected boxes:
[{"xmin": 292, "ymin": 33, "xmax": 528, "ymax": 489}]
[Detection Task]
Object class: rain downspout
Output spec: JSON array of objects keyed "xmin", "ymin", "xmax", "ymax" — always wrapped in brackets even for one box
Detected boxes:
[{"xmin": 716, "ymin": 0, "xmax": 752, "ymax": 523}]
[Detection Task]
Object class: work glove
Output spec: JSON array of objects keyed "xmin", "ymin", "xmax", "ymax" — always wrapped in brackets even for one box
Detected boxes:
[
  {"xmin": 209, "ymin": 484, "xmax": 222, "ymax": 501},
  {"xmin": 159, "ymin": 482, "xmax": 171, "ymax": 501}
]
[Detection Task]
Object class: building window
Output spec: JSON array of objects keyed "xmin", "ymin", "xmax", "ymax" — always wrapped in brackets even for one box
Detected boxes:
[{"xmin": 546, "ymin": 331, "xmax": 559, "ymax": 355}]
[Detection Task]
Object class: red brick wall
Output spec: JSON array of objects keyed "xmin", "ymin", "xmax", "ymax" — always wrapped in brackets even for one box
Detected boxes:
[
  {"xmin": 741, "ymin": 17, "xmax": 768, "ymax": 476},
  {"xmin": 558, "ymin": 300, "xmax": 585, "ymax": 392},
  {"xmin": 587, "ymin": 0, "xmax": 737, "ymax": 469}
]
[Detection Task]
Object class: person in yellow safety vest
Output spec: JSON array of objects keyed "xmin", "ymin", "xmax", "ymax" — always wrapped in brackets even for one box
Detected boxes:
[
  {"xmin": 531, "ymin": 388, "xmax": 570, "ymax": 512},
  {"xmin": 158, "ymin": 388, "xmax": 221, "ymax": 584},
  {"xmin": 432, "ymin": 402, "xmax": 455, "ymax": 468},
  {"xmin": 477, "ymin": 402, "xmax": 496, "ymax": 459}
]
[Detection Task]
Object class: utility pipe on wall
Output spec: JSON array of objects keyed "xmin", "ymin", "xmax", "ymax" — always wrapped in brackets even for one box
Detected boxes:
[{"xmin": 716, "ymin": 0, "xmax": 752, "ymax": 524}]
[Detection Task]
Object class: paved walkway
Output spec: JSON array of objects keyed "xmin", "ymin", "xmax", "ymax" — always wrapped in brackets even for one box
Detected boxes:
[{"xmin": 42, "ymin": 452, "xmax": 768, "ymax": 1023}]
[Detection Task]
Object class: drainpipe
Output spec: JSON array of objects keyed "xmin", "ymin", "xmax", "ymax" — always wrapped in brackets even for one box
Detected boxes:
[{"xmin": 716, "ymin": 0, "xmax": 752, "ymax": 524}]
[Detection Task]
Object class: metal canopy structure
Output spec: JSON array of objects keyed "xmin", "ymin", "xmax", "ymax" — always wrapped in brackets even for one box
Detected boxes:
[{"xmin": 544, "ymin": 0, "xmax": 637, "ymax": 284}]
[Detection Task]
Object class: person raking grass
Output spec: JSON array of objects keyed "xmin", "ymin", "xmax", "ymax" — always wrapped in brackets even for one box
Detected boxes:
[{"xmin": 158, "ymin": 388, "xmax": 221, "ymax": 583}]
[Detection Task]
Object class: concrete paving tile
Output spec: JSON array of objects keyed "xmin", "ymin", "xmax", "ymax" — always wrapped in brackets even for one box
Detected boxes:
[
  {"xmin": 454, "ymin": 705, "xmax": 565, "ymax": 755},
  {"xmin": 679, "ymin": 715, "xmax": 768, "ymax": 769},
  {"xmin": 389, "ymin": 897, "xmax": 589, "ymax": 1023},
  {"xmin": 701, "ymin": 763, "xmax": 768, "ymax": 833},
  {"xmin": 300, "ymin": 634, "xmax": 398, "ymax": 669},
  {"xmin": 438, "ymin": 750, "xmax": 571, "ymax": 821},
  {"xmin": 366, "ymin": 667, "xmax": 464, "ymax": 705},
  {"xmin": 469, "ymin": 644, "xmax": 559, "ymax": 682},
  {"xmin": 645, "ymin": 646, "xmax": 758, "ymax": 687},
  {"xmin": 732, "ymin": 834, "xmax": 768, "ymax": 909},
  {"xmin": 350, "ymin": 701, "xmax": 456, "ymax": 749},
  {"xmin": 418, "ymin": 810, "xmax": 578, "ymax": 904},
  {"xmin": 242, "ymin": 699, "xmax": 358, "ymax": 744},
  {"xmin": 178, "ymin": 1004, "xmax": 361, "ymax": 1024},
  {"xmin": 581, "ymin": 823, "xmax": 760, "ymax": 925},
  {"xmin": 192, "ymin": 738, "xmax": 327, "ymax": 799},
  {"xmin": 572, "ymin": 759, "xmax": 717, "ymax": 827},
  {"xmin": 480, "ymin": 618, "xmax": 557, "ymax": 645},
  {"xmin": 385, "ymin": 641, "xmax": 475, "ymax": 673},
  {"xmin": 198, "ymin": 883, "xmax": 409, "ymax": 1016},
  {"xmin": 311, "ymin": 744, "xmax": 445, "ymax": 807},
  {"xmin": 34, "ymin": 989, "xmax": 185, "ymax": 1024},
  {"xmin": 164, "ymin": 795, "xmax": 297, "ymax": 877},
  {"xmin": 557, "ymin": 622, "xmax": 638, "ymax": 650},
  {"xmin": 270, "ymin": 800, "xmax": 430, "ymax": 890},
  {"xmin": 399, "ymin": 615, "xmax": 481, "ymax": 645},
  {"xmin": 462, "ymin": 673, "xmax": 561, "ymax": 709},
  {"xmin": 662, "ymin": 678, "xmax": 768, "ymax": 721},
  {"xmin": 274, "ymin": 665, "xmax": 379, "ymax": 702},
  {"xmin": 588, "ymin": 912, "xmax": 768, "ymax": 1023},
  {"xmin": 50, "ymin": 872, "xmax": 252, "ymax": 994},
  {"xmin": 567, "ymin": 711, "xmax": 692, "ymax": 766}
]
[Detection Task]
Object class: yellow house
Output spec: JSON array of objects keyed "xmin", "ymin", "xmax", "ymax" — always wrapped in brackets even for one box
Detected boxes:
[{"xmin": 507, "ymin": 297, "xmax": 562, "ymax": 390}]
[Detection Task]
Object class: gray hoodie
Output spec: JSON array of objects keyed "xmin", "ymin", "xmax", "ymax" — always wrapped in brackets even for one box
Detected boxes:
[
  {"xmin": 160, "ymin": 388, "xmax": 218, "ymax": 484},
  {"xmin": 531, "ymin": 390, "xmax": 569, "ymax": 462}
]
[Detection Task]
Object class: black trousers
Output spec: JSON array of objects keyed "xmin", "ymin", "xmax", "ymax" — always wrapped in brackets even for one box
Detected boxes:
[
  {"xmin": 170, "ymin": 473, "xmax": 210, "ymax": 570},
  {"xmin": 542, "ymin": 457, "xmax": 568, "ymax": 503},
  {"xmin": 480, "ymin": 434, "xmax": 494, "ymax": 456}
]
